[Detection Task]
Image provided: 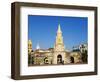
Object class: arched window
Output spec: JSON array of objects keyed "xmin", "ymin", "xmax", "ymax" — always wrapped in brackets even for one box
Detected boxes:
[{"xmin": 57, "ymin": 54, "xmax": 62, "ymax": 64}]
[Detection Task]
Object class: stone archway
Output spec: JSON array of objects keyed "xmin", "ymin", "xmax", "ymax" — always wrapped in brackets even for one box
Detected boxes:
[
  {"xmin": 70, "ymin": 56, "xmax": 74, "ymax": 63},
  {"xmin": 57, "ymin": 54, "xmax": 62, "ymax": 64},
  {"xmin": 44, "ymin": 57, "xmax": 49, "ymax": 64}
]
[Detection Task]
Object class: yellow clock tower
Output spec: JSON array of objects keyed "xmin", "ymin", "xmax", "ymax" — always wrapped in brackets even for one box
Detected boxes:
[
  {"xmin": 53, "ymin": 24, "xmax": 69, "ymax": 64},
  {"xmin": 54, "ymin": 24, "xmax": 65, "ymax": 51}
]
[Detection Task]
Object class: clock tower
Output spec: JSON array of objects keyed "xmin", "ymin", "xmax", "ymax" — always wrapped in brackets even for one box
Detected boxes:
[
  {"xmin": 54, "ymin": 24, "xmax": 65, "ymax": 51},
  {"xmin": 53, "ymin": 24, "xmax": 68, "ymax": 64}
]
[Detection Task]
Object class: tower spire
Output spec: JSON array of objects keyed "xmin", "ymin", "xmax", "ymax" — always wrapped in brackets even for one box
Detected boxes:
[
  {"xmin": 57, "ymin": 24, "xmax": 62, "ymax": 33},
  {"xmin": 36, "ymin": 43, "xmax": 40, "ymax": 49}
]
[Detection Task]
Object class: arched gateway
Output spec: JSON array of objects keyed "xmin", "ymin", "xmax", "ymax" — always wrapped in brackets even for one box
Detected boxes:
[{"xmin": 57, "ymin": 54, "xmax": 62, "ymax": 64}]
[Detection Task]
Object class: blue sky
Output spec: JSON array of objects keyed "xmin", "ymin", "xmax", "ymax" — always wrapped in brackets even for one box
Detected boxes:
[{"xmin": 28, "ymin": 15, "xmax": 88, "ymax": 50}]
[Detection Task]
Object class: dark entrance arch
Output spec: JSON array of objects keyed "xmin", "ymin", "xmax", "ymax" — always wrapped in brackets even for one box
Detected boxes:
[
  {"xmin": 70, "ymin": 57, "xmax": 74, "ymax": 63},
  {"xmin": 57, "ymin": 54, "xmax": 62, "ymax": 64},
  {"xmin": 44, "ymin": 57, "xmax": 49, "ymax": 64}
]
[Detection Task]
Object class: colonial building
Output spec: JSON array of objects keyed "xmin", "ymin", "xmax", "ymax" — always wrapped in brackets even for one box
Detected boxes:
[{"xmin": 28, "ymin": 24, "xmax": 87, "ymax": 66}]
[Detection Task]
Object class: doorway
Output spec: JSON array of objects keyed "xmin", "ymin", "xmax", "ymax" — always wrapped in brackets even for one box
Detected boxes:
[
  {"xmin": 70, "ymin": 56, "xmax": 74, "ymax": 63},
  {"xmin": 57, "ymin": 54, "xmax": 62, "ymax": 64}
]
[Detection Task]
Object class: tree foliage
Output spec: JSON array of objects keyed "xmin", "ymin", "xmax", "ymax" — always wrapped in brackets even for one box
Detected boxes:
[{"xmin": 81, "ymin": 50, "xmax": 88, "ymax": 63}]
